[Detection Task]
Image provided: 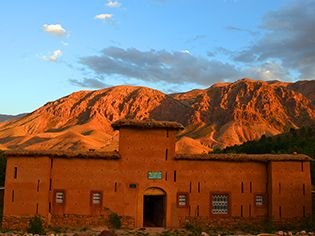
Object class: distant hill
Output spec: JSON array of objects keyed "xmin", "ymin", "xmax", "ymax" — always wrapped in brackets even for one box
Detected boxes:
[
  {"xmin": 0, "ymin": 78, "xmax": 314, "ymax": 152},
  {"xmin": 0, "ymin": 113, "xmax": 27, "ymax": 122}
]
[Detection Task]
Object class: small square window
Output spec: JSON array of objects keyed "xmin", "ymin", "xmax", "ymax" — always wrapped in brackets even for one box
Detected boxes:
[
  {"xmin": 177, "ymin": 193, "xmax": 188, "ymax": 207},
  {"xmin": 255, "ymin": 194, "xmax": 264, "ymax": 206},
  {"xmin": 211, "ymin": 194, "xmax": 229, "ymax": 214},
  {"xmin": 92, "ymin": 192, "xmax": 102, "ymax": 205},
  {"xmin": 55, "ymin": 191, "xmax": 64, "ymax": 204}
]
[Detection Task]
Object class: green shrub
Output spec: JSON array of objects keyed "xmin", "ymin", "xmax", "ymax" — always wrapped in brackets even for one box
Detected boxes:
[
  {"xmin": 27, "ymin": 215, "xmax": 45, "ymax": 235},
  {"xmin": 108, "ymin": 212, "xmax": 121, "ymax": 229},
  {"xmin": 184, "ymin": 221, "xmax": 202, "ymax": 236}
]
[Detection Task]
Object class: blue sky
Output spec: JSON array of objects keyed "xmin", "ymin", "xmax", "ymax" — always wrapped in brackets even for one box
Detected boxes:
[{"xmin": 0, "ymin": 0, "xmax": 314, "ymax": 114}]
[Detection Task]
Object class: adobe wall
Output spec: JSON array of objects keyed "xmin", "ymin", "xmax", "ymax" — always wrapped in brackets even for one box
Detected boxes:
[
  {"xmin": 3, "ymin": 157, "xmax": 51, "ymax": 217},
  {"xmin": 2, "ymin": 127, "xmax": 312, "ymax": 229},
  {"xmin": 170, "ymin": 160, "xmax": 269, "ymax": 229},
  {"xmin": 3, "ymin": 158, "xmax": 311, "ymax": 229},
  {"xmin": 268, "ymin": 161, "xmax": 312, "ymax": 222}
]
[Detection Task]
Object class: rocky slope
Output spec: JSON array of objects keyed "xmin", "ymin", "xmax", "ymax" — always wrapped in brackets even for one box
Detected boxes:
[{"xmin": 0, "ymin": 79, "xmax": 314, "ymax": 153}]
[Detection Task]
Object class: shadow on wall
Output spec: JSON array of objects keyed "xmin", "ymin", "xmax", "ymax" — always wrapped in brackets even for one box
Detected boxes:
[
  {"xmin": 0, "ymin": 151, "xmax": 6, "ymax": 222},
  {"xmin": 0, "ymin": 187, "xmax": 4, "ymax": 224}
]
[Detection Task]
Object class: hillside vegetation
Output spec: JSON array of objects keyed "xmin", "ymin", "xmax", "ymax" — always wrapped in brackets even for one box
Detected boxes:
[{"xmin": 214, "ymin": 127, "xmax": 315, "ymax": 183}]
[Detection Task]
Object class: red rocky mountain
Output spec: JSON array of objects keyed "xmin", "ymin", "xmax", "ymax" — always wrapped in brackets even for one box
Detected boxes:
[{"xmin": 0, "ymin": 78, "xmax": 314, "ymax": 153}]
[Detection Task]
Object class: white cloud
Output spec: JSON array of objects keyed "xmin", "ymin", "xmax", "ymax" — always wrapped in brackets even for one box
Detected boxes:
[
  {"xmin": 234, "ymin": 0, "xmax": 315, "ymax": 80},
  {"xmin": 95, "ymin": 14, "xmax": 113, "ymax": 20},
  {"xmin": 106, "ymin": 0, "xmax": 121, "ymax": 8},
  {"xmin": 42, "ymin": 49, "xmax": 62, "ymax": 62},
  {"xmin": 42, "ymin": 24, "xmax": 66, "ymax": 36},
  {"xmin": 77, "ymin": 47, "xmax": 241, "ymax": 86},
  {"xmin": 244, "ymin": 62, "xmax": 291, "ymax": 81},
  {"xmin": 180, "ymin": 50, "xmax": 191, "ymax": 55}
]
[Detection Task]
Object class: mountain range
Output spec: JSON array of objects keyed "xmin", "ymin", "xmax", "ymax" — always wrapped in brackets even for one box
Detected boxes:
[
  {"xmin": 0, "ymin": 78, "xmax": 314, "ymax": 153},
  {"xmin": 0, "ymin": 113, "xmax": 27, "ymax": 122}
]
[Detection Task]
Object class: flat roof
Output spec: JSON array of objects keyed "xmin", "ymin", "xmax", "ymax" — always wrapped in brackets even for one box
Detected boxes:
[
  {"xmin": 3, "ymin": 151, "xmax": 312, "ymax": 162},
  {"xmin": 4, "ymin": 150, "xmax": 120, "ymax": 160},
  {"xmin": 111, "ymin": 119, "xmax": 184, "ymax": 130},
  {"xmin": 175, "ymin": 153, "xmax": 312, "ymax": 162}
]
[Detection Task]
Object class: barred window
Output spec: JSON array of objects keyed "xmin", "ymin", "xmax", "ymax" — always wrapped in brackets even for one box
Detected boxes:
[
  {"xmin": 211, "ymin": 194, "xmax": 229, "ymax": 214},
  {"xmin": 177, "ymin": 193, "xmax": 188, "ymax": 207},
  {"xmin": 55, "ymin": 191, "xmax": 64, "ymax": 204},
  {"xmin": 92, "ymin": 192, "xmax": 102, "ymax": 205},
  {"xmin": 255, "ymin": 194, "xmax": 264, "ymax": 206}
]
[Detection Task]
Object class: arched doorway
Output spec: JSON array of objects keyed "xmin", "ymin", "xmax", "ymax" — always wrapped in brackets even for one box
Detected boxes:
[{"xmin": 143, "ymin": 187, "xmax": 166, "ymax": 227}]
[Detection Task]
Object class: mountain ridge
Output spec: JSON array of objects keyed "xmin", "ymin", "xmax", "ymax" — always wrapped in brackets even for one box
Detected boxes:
[{"xmin": 0, "ymin": 78, "xmax": 314, "ymax": 153}]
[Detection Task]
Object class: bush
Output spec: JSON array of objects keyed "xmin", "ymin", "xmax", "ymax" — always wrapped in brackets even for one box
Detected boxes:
[
  {"xmin": 27, "ymin": 215, "xmax": 45, "ymax": 235},
  {"xmin": 108, "ymin": 212, "xmax": 121, "ymax": 229},
  {"xmin": 184, "ymin": 221, "xmax": 202, "ymax": 236}
]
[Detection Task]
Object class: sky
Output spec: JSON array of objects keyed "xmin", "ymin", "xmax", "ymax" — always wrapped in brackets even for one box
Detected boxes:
[{"xmin": 0, "ymin": 0, "xmax": 315, "ymax": 115}]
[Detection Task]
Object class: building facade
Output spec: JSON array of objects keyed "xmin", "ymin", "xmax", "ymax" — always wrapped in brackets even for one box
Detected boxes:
[{"xmin": 2, "ymin": 119, "xmax": 313, "ymax": 229}]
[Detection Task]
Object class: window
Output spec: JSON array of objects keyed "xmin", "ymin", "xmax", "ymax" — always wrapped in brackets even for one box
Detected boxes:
[
  {"xmin": 49, "ymin": 178, "xmax": 52, "ymax": 191},
  {"xmin": 55, "ymin": 191, "xmax": 64, "ymax": 204},
  {"xmin": 37, "ymin": 180, "xmax": 40, "ymax": 192},
  {"xmin": 91, "ymin": 192, "xmax": 102, "ymax": 205},
  {"xmin": 12, "ymin": 190, "xmax": 14, "ymax": 202},
  {"xmin": 177, "ymin": 193, "xmax": 189, "ymax": 207},
  {"xmin": 211, "ymin": 194, "xmax": 229, "ymax": 215},
  {"xmin": 255, "ymin": 194, "xmax": 264, "ymax": 206},
  {"xmin": 14, "ymin": 167, "xmax": 17, "ymax": 179}
]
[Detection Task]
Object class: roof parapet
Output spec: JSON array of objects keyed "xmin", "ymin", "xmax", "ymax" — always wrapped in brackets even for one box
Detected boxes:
[
  {"xmin": 4, "ymin": 150, "xmax": 120, "ymax": 160},
  {"xmin": 175, "ymin": 153, "xmax": 312, "ymax": 162},
  {"xmin": 111, "ymin": 119, "xmax": 184, "ymax": 130}
]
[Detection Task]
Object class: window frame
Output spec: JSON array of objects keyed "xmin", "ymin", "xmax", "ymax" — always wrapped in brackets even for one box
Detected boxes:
[
  {"xmin": 177, "ymin": 192, "xmax": 189, "ymax": 208},
  {"xmin": 54, "ymin": 189, "xmax": 66, "ymax": 205},
  {"xmin": 90, "ymin": 191, "xmax": 103, "ymax": 207},
  {"xmin": 254, "ymin": 193, "xmax": 266, "ymax": 208},
  {"xmin": 210, "ymin": 192, "xmax": 231, "ymax": 216}
]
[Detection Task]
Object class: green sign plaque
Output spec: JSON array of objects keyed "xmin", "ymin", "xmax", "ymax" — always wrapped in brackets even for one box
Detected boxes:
[{"xmin": 147, "ymin": 171, "xmax": 162, "ymax": 180}]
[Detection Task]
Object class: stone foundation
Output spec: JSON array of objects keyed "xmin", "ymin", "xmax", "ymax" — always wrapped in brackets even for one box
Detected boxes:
[
  {"xmin": 2, "ymin": 214, "xmax": 136, "ymax": 230},
  {"xmin": 120, "ymin": 216, "xmax": 135, "ymax": 229},
  {"xmin": 2, "ymin": 216, "xmax": 48, "ymax": 230},
  {"xmin": 51, "ymin": 214, "xmax": 107, "ymax": 228},
  {"xmin": 179, "ymin": 216, "xmax": 312, "ymax": 232}
]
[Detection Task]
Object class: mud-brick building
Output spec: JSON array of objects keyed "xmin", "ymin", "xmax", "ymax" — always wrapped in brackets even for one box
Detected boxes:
[{"xmin": 2, "ymin": 119, "xmax": 313, "ymax": 229}]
